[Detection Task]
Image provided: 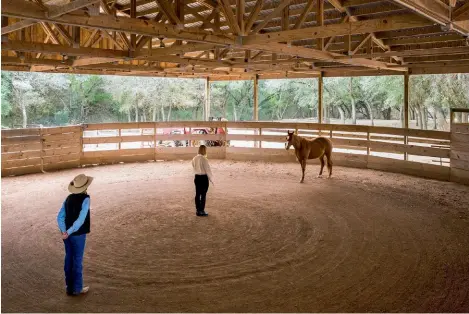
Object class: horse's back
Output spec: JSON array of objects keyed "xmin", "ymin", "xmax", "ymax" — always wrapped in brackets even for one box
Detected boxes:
[
  {"xmin": 307, "ymin": 137, "xmax": 332, "ymax": 159},
  {"xmin": 313, "ymin": 136, "xmax": 332, "ymax": 149}
]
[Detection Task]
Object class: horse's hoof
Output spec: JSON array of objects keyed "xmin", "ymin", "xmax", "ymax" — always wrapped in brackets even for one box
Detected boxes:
[
  {"xmin": 327, "ymin": 176, "xmax": 332, "ymax": 179},
  {"xmin": 300, "ymin": 180, "xmax": 304, "ymax": 183},
  {"xmin": 317, "ymin": 175, "xmax": 323, "ymax": 178}
]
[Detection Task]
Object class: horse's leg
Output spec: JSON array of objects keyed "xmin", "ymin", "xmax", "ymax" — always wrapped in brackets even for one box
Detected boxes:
[
  {"xmin": 326, "ymin": 151, "xmax": 333, "ymax": 178},
  {"xmin": 318, "ymin": 155, "xmax": 325, "ymax": 178},
  {"xmin": 300, "ymin": 159, "xmax": 306, "ymax": 183}
]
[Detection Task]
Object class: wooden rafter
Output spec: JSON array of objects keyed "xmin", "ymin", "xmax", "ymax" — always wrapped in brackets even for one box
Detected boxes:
[
  {"xmin": 328, "ymin": 0, "xmax": 345, "ymax": 13},
  {"xmin": 245, "ymin": 0, "xmax": 264, "ymax": 33},
  {"xmin": 47, "ymin": 0, "xmax": 101, "ymax": 18},
  {"xmin": 453, "ymin": 2, "xmax": 469, "ymax": 21},
  {"xmin": 293, "ymin": 0, "xmax": 316, "ymax": 29},
  {"xmin": 217, "ymin": 0, "xmax": 241, "ymax": 34},
  {"xmin": 391, "ymin": 0, "xmax": 469, "ymax": 35},
  {"xmin": 252, "ymin": 0, "xmax": 293, "ymax": 33},
  {"xmin": 155, "ymin": 0, "xmax": 182, "ymax": 25}
]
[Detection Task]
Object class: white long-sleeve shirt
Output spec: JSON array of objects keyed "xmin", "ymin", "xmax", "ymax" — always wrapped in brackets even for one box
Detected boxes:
[{"xmin": 192, "ymin": 154, "xmax": 214, "ymax": 183}]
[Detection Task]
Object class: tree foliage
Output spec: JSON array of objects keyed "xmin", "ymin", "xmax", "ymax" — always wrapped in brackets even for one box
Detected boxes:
[{"xmin": 1, "ymin": 71, "xmax": 468, "ymax": 130}]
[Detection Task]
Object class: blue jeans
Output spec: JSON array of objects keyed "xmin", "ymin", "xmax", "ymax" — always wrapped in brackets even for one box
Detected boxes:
[{"xmin": 63, "ymin": 234, "xmax": 86, "ymax": 294}]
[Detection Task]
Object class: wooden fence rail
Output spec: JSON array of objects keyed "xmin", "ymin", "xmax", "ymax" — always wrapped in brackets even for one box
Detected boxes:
[{"xmin": 1, "ymin": 121, "xmax": 466, "ymax": 184}]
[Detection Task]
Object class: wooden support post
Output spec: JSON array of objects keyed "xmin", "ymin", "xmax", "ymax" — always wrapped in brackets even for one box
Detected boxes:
[
  {"xmin": 404, "ymin": 72, "xmax": 409, "ymax": 160},
  {"xmin": 78, "ymin": 125, "xmax": 84, "ymax": 169},
  {"xmin": 254, "ymin": 74, "xmax": 259, "ymax": 147},
  {"xmin": 205, "ymin": 77, "xmax": 211, "ymax": 121},
  {"xmin": 254, "ymin": 74, "xmax": 259, "ymax": 121},
  {"xmin": 318, "ymin": 72, "xmax": 323, "ymax": 124}
]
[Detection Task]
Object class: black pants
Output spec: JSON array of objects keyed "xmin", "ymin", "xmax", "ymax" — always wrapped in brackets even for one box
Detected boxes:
[{"xmin": 194, "ymin": 175, "xmax": 209, "ymax": 212}]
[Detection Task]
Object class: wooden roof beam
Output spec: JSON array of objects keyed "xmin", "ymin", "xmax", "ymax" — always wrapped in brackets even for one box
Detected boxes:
[
  {"xmin": 335, "ymin": 46, "xmax": 469, "ymax": 59},
  {"xmin": 243, "ymin": 42, "xmax": 407, "ymax": 71},
  {"xmin": 391, "ymin": 0, "xmax": 469, "ymax": 35},
  {"xmin": 1, "ymin": 19, "xmax": 36, "ymax": 35},
  {"xmin": 1, "ymin": 0, "xmax": 235, "ymax": 45},
  {"xmin": 242, "ymin": 14, "xmax": 433, "ymax": 45}
]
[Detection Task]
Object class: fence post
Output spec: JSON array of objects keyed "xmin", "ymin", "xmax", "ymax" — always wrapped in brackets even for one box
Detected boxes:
[
  {"xmin": 259, "ymin": 128, "xmax": 262, "ymax": 149},
  {"xmin": 153, "ymin": 122, "xmax": 157, "ymax": 161},
  {"xmin": 404, "ymin": 72, "xmax": 409, "ymax": 161},
  {"xmin": 40, "ymin": 126, "xmax": 45, "ymax": 173},
  {"xmin": 79, "ymin": 124, "xmax": 84, "ymax": 168}
]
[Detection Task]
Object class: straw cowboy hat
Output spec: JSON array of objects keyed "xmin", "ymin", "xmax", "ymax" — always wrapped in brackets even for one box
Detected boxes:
[{"xmin": 68, "ymin": 174, "xmax": 94, "ymax": 194}]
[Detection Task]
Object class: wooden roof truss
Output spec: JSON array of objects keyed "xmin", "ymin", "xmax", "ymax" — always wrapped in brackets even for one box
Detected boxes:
[{"xmin": 2, "ymin": 0, "xmax": 469, "ymax": 79}]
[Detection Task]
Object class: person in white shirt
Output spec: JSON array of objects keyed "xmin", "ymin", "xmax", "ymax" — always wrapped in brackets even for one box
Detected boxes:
[{"xmin": 191, "ymin": 145, "xmax": 213, "ymax": 216}]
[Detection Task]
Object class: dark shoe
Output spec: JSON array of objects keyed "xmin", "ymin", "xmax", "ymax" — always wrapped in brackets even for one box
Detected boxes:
[{"xmin": 196, "ymin": 211, "xmax": 208, "ymax": 216}]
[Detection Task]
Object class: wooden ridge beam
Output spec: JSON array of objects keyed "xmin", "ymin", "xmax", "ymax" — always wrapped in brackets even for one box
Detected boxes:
[
  {"xmin": 1, "ymin": 0, "xmax": 236, "ymax": 45},
  {"xmin": 242, "ymin": 14, "xmax": 432, "ymax": 45}
]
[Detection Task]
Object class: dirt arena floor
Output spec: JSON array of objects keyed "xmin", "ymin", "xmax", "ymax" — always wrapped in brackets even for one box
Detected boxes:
[{"xmin": 2, "ymin": 160, "xmax": 469, "ymax": 312}]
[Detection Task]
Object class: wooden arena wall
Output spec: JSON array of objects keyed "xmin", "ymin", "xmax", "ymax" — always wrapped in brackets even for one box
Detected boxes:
[{"xmin": 1, "ymin": 121, "xmax": 467, "ymax": 185}]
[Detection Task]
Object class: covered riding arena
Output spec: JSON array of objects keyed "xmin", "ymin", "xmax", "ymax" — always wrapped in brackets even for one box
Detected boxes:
[{"xmin": 2, "ymin": 0, "xmax": 469, "ymax": 312}]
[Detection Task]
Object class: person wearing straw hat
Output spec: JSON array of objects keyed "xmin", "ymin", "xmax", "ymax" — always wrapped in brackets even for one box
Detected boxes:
[
  {"xmin": 56, "ymin": 174, "xmax": 93, "ymax": 296},
  {"xmin": 192, "ymin": 145, "xmax": 213, "ymax": 216}
]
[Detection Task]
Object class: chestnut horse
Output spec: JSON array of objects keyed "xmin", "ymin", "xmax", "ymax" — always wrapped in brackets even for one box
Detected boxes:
[{"xmin": 285, "ymin": 131, "xmax": 333, "ymax": 182}]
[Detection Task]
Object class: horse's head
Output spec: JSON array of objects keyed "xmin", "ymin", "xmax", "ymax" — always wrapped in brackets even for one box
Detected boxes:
[{"xmin": 285, "ymin": 130, "xmax": 294, "ymax": 150}]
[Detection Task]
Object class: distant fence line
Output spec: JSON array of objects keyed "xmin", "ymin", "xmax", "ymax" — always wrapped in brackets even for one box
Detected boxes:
[{"xmin": 1, "ymin": 119, "xmax": 468, "ymax": 185}]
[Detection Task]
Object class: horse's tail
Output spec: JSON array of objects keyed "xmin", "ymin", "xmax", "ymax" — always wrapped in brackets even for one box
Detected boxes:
[{"xmin": 325, "ymin": 138, "xmax": 333, "ymax": 176}]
